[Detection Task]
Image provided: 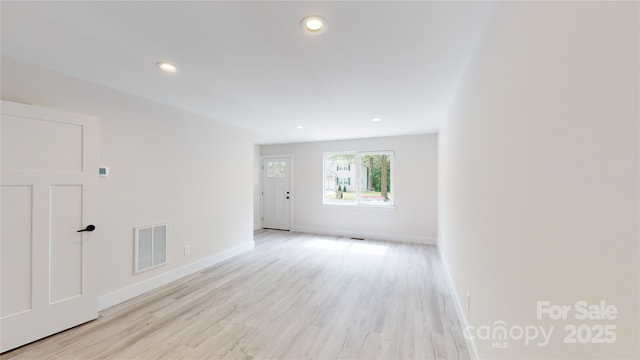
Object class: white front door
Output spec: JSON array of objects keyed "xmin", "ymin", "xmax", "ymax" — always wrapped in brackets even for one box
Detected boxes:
[
  {"xmin": 262, "ymin": 157, "xmax": 291, "ymax": 230},
  {"xmin": 1, "ymin": 101, "xmax": 100, "ymax": 352}
]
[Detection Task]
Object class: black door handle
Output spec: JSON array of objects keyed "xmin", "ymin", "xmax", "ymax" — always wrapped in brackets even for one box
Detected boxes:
[
  {"xmin": 286, "ymin": 196, "xmax": 290, "ymax": 199},
  {"xmin": 77, "ymin": 225, "xmax": 96, "ymax": 232}
]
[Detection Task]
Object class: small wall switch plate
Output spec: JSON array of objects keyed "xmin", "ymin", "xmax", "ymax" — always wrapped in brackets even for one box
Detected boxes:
[
  {"xmin": 98, "ymin": 166, "xmax": 110, "ymax": 177},
  {"xmin": 184, "ymin": 245, "xmax": 191, "ymax": 255}
]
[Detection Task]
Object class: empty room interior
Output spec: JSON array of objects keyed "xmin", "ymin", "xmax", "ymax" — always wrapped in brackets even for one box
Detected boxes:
[{"xmin": 0, "ymin": 1, "xmax": 638, "ymax": 359}]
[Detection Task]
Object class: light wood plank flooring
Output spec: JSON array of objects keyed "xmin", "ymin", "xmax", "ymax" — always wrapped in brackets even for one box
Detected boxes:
[{"xmin": 2, "ymin": 230, "xmax": 468, "ymax": 359}]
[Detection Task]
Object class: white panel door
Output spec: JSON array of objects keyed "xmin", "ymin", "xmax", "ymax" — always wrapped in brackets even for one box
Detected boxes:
[
  {"xmin": 262, "ymin": 157, "xmax": 290, "ymax": 230},
  {"xmin": 1, "ymin": 101, "xmax": 99, "ymax": 352}
]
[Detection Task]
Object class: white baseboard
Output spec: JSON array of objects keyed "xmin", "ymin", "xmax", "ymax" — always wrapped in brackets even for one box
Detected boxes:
[
  {"xmin": 98, "ymin": 241, "xmax": 255, "ymax": 311},
  {"xmin": 438, "ymin": 248, "xmax": 478, "ymax": 359},
  {"xmin": 290, "ymin": 226, "xmax": 436, "ymax": 245}
]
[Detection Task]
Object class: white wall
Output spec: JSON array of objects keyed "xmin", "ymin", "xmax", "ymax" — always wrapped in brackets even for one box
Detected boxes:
[
  {"xmin": 1, "ymin": 56, "xmax": 255, "ymax": 307},
  {"xmin": 253, "ymin": 144, "xmax": 262, "ymax": 230},
  {"xmin": 439, "ymin": 3, "xmax": 639, "ymax": 359},
  {"xmin": 261, "ymin": 134, "xmax": 437, "ymax": 244}
]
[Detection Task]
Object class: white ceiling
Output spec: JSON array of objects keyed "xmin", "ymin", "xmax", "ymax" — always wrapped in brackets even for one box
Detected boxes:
[{"xmin": 1, "ymin": 1, "xmax": 494, "ymax": 144}]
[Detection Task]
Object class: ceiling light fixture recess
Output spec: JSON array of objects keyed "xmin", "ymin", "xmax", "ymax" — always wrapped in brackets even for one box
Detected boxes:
[
  {"xmin": 296, "ymin": 125, "xmax": 304, "ymax": 129},
  {"xmin": 301, "ymin": 15, "xmax": 327, "ymax": 34},
  {"xmin": 371, "ymin": 117, "xmax": 382, "ymax": 122},
  {"xmin": 156, "ymin": 61, "xmax": 178, "ymax": 73}
]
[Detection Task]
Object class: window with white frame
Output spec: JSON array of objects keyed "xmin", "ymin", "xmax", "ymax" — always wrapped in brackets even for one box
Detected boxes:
[{"xmin": 323, "ymin": 151, "xmax": 394, "ymax": 206}]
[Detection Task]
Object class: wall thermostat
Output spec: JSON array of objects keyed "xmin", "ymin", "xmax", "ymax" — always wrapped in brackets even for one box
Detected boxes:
[{"xmin": 99, "ymin": 166, "xmax": 110, "ymax": 177}]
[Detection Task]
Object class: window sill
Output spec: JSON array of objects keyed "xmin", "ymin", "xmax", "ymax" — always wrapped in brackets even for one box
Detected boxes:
[{"xmin": 322, "ymin": 202, "xmax": 397, "ymax": 210}]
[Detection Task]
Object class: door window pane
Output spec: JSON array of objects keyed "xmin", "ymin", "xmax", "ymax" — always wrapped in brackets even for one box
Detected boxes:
[{"xmin": 267, "ymin": 161, "xmax": 286, "ymax": 177}]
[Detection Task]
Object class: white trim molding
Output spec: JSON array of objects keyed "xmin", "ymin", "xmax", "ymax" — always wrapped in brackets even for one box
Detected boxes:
[
  {"xmin": 98, "ymin": 241, "xmax": 255, "ymax": 311},
  {"xmin": 438, "ymin": 249, "xmax": 478, "ymax": 359}
]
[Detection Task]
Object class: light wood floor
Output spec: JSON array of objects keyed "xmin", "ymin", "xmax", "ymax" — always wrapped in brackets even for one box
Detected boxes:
[{"xmin": 2, "ymin": 230, "xmax": 469, "ymax": 360}]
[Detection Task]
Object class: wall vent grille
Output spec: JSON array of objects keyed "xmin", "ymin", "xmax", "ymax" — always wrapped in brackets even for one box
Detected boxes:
[{"xmin": 134, "ymin": 223, "xmax": 168, "ymax": 274}]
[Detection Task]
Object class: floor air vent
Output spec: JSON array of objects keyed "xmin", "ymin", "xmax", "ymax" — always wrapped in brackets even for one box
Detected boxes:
[{"xmin": 134, "ymin": 223, "xmax": 168, "ymax": 274}]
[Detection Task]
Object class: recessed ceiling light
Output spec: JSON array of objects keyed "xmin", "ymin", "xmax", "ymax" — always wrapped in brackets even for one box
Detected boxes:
[
  {"xmin": 296, "ymin": 125, "xmax": 304, "ymax": 129},
  {"xmin": 301, "ymin": 16, "xmax": 327, "ymax": 34},
  {"xmin": 156, "ymin": 61, "xmax": 177, "ymax": 73},
  {"xmin": 371, "ymin": 117, "xmax": 382, "ymax": 122}
]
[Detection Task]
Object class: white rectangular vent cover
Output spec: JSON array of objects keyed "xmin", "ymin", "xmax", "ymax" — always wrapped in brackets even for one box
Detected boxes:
[{"xmin": 134, "ymin": 223, "xmax": 168, "ymax": 274}]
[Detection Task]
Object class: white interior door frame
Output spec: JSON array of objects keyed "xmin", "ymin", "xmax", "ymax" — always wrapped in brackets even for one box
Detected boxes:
[{"xmin": 261, "ymin": 154, "xmax": 293, "ymax": 230}]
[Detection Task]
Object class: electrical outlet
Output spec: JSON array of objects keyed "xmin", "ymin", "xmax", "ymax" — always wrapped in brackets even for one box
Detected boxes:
[
  {"xmin": 184, "ymin": 245, "xmax": 191, "ymax": 255},
  {"xmin": 466, "ymin": 291, "xmax": 471, "ymax": 312}
]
